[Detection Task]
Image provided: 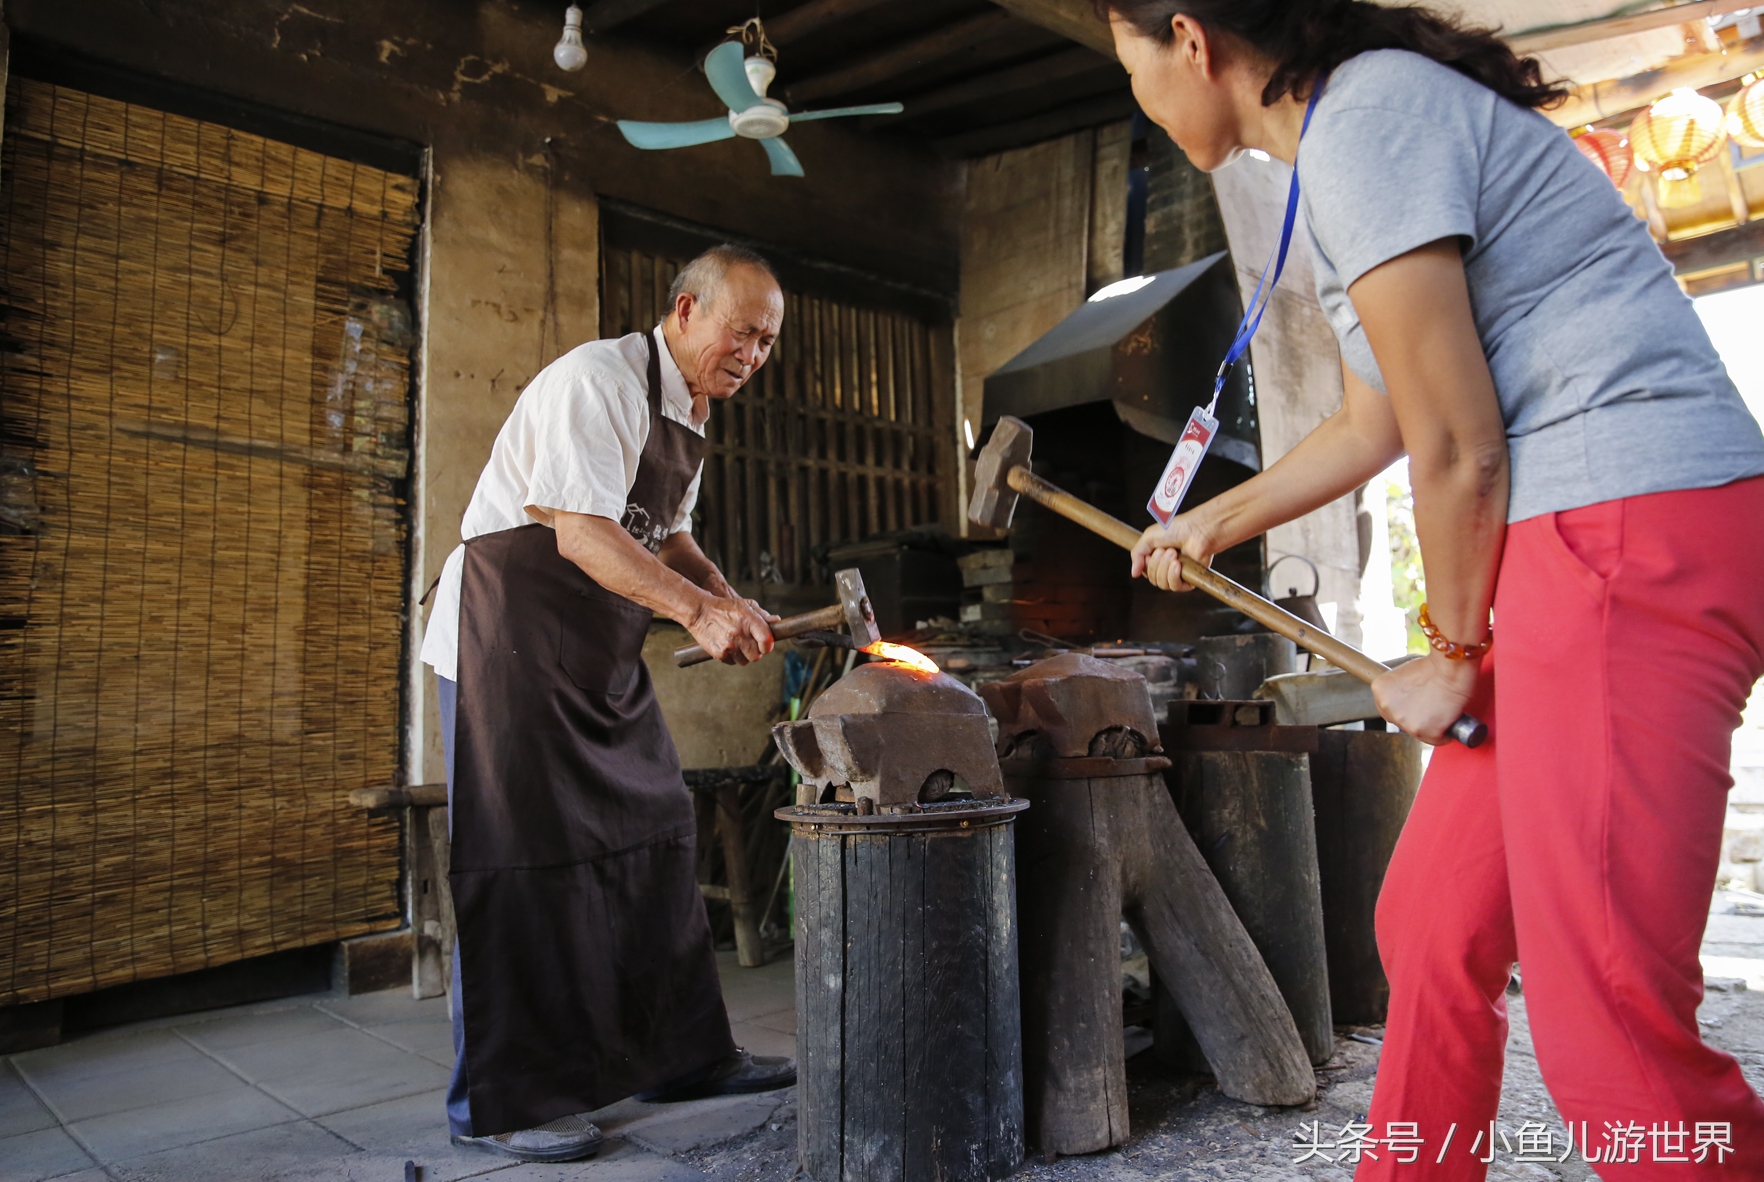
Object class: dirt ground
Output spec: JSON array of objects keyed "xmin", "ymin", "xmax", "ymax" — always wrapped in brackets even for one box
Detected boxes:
[{"xmin": 681, "ymin": 983, "xmax": 1764, "ymax": 1182}]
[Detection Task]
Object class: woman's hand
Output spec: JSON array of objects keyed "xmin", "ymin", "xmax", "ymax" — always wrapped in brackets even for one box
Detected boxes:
[
  {"xmin": 1371, "ymin": 652, "xmax": 1480, "ymax": 745},
  {"xmin": 1131, "ymin": 512, "xmax": 1218, "ymax": 592}
]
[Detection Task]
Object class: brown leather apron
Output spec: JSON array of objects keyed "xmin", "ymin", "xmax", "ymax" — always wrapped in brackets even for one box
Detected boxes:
[{"xmin": 451, "ymin": 334, "xmax": 734, "ymax": 1135}]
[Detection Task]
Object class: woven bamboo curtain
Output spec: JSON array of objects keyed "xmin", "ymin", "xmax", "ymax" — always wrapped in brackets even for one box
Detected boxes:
[
  {"xmin": 600, "ymin": 246, "xmax": 945, "ymax": 589},
  {"xmin": 0, "ymin": 78, "xmax": 417, "ymax": 1005}
]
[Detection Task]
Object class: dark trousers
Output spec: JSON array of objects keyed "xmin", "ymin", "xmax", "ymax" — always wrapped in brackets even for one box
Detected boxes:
[{"xmin": 438, "ymin": 675, "xmax": 472, "ymax": 1136}]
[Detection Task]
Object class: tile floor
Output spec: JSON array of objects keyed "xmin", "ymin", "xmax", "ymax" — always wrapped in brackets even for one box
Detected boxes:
[{"xmin": 1, "ymin": 951, "xmax": 796, "ymax": 1182}]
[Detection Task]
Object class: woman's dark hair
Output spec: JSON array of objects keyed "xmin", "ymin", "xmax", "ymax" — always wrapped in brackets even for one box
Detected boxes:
[{"xmin": 1098, "ymin": 0, "xmax": 1568, "ymax": 110}]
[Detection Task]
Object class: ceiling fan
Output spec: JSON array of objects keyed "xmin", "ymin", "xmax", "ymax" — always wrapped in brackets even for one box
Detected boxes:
[{"xmin": 616, "ymin": 32, "xmax": 904, "ymax": 178}]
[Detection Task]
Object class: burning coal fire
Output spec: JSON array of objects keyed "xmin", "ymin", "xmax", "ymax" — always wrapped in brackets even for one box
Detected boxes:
[{"xmin": 859, "ymin": 641, "xmax": 940, "ymax": 674}]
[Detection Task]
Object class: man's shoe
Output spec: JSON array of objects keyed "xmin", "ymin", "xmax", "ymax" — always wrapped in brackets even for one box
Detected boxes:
[
  {"xmin": 450, "ymin": 1113, "xmax": 604, "ymax": 1162},
  {"xmin": 640, "ymin": 1049, "xmax": 797, "ymax": 1103}
]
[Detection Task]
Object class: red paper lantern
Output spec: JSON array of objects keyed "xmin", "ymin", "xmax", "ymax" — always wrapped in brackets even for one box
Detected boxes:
[{"xmin": 1574, "ymin": 128, "xmax": 1634, "ymax": 189}]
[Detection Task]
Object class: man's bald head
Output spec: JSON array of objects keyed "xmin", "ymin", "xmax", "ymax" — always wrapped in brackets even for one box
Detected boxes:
[{"xmin": 663, "ymin": 245, "xmax": 785, "ymax": 408}]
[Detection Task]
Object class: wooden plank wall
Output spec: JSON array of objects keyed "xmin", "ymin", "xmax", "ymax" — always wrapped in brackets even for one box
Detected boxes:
[{"xmin": 601, "ymin": 246, "xmax": 949, "ymax": 594}]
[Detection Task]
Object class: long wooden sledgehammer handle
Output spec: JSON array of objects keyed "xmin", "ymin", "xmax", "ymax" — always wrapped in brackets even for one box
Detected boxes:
[{"xmin": 1005, "ymin": 466, "xmax": 1488, "ymax": 747}]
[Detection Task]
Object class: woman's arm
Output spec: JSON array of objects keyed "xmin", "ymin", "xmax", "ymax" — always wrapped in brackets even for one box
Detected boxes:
[
  {"xmin": 1131, "ymin": 359, "xmax": 1403, "ymax": 590},
  {"xmin": 1351, "ymin": 238, "xmax": 1508, "ymax": 743}
]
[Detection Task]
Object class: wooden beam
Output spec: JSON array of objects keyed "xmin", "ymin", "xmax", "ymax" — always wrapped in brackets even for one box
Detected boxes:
[
  {"xmin": 935, "ymin": 90, "xmax": 1136, "ymax": 157},
  {"xmin": 1661, "ymin": 217, "xmax": 1764, "ymax": 271},
  {"xmin": 990, "ymin": 0, "xmax": 1115, "ymax": 57},
  {"xmin": 1547, "ymin": 36, "xmax": 1764, "ymax": 125},
  {"xmin": 1506, "ymin": 0, "xmax": 1756, "ymax": 55},
  {"xmin": 786, "ymin": 10, "xmax": 1017, "ymax": 103},
  {"xmin": 767, "ymin": 0, "xmax": 894, "ymax": 45},
  {"xmin": 580, "ymin": 0, "xmax": 673, "ymax": 33},
  {"xmin": 877, "ymin": 45, "xmax": 1112, "ymax": 122}
]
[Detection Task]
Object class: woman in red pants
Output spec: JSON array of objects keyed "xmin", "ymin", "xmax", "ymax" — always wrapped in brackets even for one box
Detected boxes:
[{"xmin": 1110, "ymin": 1, "xmax": 1764, "ymax": 1176}]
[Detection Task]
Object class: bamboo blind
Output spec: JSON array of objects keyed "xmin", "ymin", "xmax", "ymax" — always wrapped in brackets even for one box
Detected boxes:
[
  {"xmin": 601, "ymin": 247, "xmax": 947, "ymax": 589},
  {"xmin": 0, "ymin": 78, "xmax": 417, "ymax": 1006}
]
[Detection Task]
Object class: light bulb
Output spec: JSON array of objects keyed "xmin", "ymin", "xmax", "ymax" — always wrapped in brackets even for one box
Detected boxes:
[{"xmin": 554, "ymin": 3, "xmax": 587, "ymax": 72}]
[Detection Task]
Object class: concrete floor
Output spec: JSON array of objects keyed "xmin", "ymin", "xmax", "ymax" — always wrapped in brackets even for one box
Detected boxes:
[
  {"xmin": 0, "ymin": 952, "xmax": 797, "ymax": 1182},
  {"xmin": 7, "ymin": 904, "xmax": 1764, "ymax": 1182}
]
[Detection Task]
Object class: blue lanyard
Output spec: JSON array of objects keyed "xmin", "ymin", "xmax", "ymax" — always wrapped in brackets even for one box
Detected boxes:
[{"xmin": 1209, "ymin": 75, "xmax": 1328, "ymax": 413}]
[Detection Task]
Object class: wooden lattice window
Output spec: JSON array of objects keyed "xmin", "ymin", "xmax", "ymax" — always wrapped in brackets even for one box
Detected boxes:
[
  {"xmin": 0, "ymin": 77, "xmax": 418, "ymax": 1004},
  {"xmin": 600, "ymin": 241, "xmax": 953, "ymax": 592}
]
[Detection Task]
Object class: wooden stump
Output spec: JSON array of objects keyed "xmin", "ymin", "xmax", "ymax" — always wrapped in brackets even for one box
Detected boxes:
[
  {"xmin": 1170, "ymin": 750, "xmax": 1334, "ymax": 1065},
  {"xmin": 1012, "ymin": 763, "xmax": 1315, "ymax": 1156},
  {"xmin": 782, "ymin": 800, "xmax": 1027, "ymax": 1182},
  {"xmin": 1309, "ymin": 728, "xmax": 1422, "ymax": 1025}
]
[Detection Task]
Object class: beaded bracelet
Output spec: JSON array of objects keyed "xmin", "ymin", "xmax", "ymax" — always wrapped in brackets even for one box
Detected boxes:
[{"xmin": 1417, "ymin": 603, "xmax": 1492, "ymax": 660}]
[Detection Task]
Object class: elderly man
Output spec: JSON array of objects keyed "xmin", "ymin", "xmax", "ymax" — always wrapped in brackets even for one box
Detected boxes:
[{"xmin": 420, "ymin": 244, "xmax": 795, "ymax": 1163}]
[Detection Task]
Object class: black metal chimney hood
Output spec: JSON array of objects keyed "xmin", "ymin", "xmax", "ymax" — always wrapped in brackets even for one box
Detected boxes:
[{"xmin": 979, "ymin": 251, "xmax": 1260, "ymax": 470}]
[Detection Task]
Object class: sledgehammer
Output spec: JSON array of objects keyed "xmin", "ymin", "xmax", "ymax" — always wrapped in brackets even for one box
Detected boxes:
[{"xmin": 968, "ymin": 416, "xmax": 1487, "ymax": 748}]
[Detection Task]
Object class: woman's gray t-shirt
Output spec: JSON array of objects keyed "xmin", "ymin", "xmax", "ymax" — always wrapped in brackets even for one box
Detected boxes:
[{"xmin": 1298, "ymin": 49, "xmax": 1764, "ymax": 522}]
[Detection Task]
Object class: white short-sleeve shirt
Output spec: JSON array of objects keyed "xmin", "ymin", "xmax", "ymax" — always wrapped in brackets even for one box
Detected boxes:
[{"xmin": 419, "ymin": 326, "xmax": 703, "ymax": 681}]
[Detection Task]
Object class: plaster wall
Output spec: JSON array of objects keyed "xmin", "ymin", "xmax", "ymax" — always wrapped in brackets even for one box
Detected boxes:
[{"xmin": 1210, "ymin": 154, "xmax": 1368, "ymax": 648}]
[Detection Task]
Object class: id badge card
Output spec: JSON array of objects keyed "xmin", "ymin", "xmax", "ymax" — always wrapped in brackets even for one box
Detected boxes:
[{"xmin": 1146, "ymin": 405, "xmax": 1219, "ymax": 525}]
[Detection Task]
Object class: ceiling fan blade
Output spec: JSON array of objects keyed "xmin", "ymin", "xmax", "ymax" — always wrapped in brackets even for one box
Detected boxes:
[
  {"xmin": 617, "ymin": 118, "xmax": 737, "ymax": 150},
  {"xmin": 705, "ymin": 41, "xmax": 762, "ymax": 113},
  {"xmin": 761, "ymin": 137, "xmax": 804, "ymax": 178},
  {"xmin": 787, "ymin": 102, "xmax": 906, "ymax": 123}
]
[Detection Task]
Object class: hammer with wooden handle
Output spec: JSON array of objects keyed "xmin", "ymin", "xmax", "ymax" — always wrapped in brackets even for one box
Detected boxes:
[
  {"xmin": 968, "ymin": 416, "xmax": 1487, "ymax": 747},
  {"xmin": 673, "ymin": 567, "xmax": 881, "ymax": 668}
]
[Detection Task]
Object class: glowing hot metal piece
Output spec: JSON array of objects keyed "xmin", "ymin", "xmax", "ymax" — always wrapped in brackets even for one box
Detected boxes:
[{"xmin": 860, "ymin": 641, "xmax": 939, "ymax": 674}]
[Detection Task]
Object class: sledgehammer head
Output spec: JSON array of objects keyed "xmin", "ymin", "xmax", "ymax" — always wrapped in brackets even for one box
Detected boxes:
[
  {"xmin": 966, "ymin": 415, "xmax": 1034, "ymax": 532},
  {"xmin": 835, "ymin": 568, "xmax": 881, "ymax": 649}
]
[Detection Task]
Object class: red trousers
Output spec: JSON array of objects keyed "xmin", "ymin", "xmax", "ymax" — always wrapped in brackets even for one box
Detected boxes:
[{"xmin": 1358, "ymin": 477, "xmax": 1764, "ymax": 1180}]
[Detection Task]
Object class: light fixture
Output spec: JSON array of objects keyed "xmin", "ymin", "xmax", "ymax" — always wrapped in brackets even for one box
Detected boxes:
[
  {"xmin": 1087, "ymin": 274, "xmax": 1156, "ymax": 303},
  {"xmin": 1573, "ymin": 127, "xmax": 1634, "ymax": 188},
  {"xmin": 1628, "ymin": 88, "xmax": 1727, "ymax": 207},
  {"xmin": 554, "ymin": 3, "xmax": 587, "ymax": 72},
  {"xmin": 1729, "ymin": 76, "xmax": 1764, "ymax": 149},
  {"xmin": 963, "ymin": 419, "xmax": 975, "ymax": 450}
]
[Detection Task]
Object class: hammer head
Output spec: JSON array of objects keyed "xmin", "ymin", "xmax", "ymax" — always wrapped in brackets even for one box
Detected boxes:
[
  {"xmin": 834, "ymin": 568, "xmax": 881, "ymax": 648},
  {"xmin": 966, "ymin": 416, "xmax": 1034, "ymax": 532}
]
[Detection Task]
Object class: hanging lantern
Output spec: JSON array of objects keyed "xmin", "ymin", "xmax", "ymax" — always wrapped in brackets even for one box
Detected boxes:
[
  {"xmin": 1574, "ymin": 127, "xmax": 1634, "ymax": 189},
  {"xmin": 1729, "ymin": 76, "xmax": 1764, "ymax": 150},
  {"xmin": 1629, "ymin": 88, "xmax": 1728, "ymax": 208}
]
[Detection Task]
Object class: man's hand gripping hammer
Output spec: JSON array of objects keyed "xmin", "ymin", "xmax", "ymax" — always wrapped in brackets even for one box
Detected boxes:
[
  {"xmin": 967, "ymin": 416, "xmax": 1488, "ymax": 747},
  {"xmin": 673, "ymin": 568, "xmax": 881, "ymax": 667}
]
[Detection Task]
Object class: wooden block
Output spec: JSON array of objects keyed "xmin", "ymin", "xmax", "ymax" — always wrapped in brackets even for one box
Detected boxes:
[
  {"xmin": 962, "ymin": 565, "xmax": 1015, "ymax": 588},
  {"xmin": 0, "ymin": 999, "xmax": 63, "ymax": 1053},
  {"xmin": 958, "ymin": 548, "xmax": 1013, "ymax": 575},
  {"xmin": 333, "ymin": 930, "xmax": 414, "ymax": 996}
]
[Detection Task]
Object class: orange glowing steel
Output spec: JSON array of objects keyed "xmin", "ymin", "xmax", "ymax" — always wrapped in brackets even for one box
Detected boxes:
[{"xmin": 860, "ymin": 641, "xmax": 940, "ymax": 674}]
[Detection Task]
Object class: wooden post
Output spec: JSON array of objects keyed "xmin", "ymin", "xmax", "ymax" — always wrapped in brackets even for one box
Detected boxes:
[
  {"xmin": 1309, "ymin": 728, "xmax": 1421, "ymax": 1025},
  {"xmin": 1013, "ymin": 764, "xmax": 1315, "ymax": 1157},
  {"xmin": 409, "ymin": 803, "xmax": 455, "ymax": 999},
  {"xmin": 783, "ymin": 801, "xmax": 1027, "ymax": 1182},
  {"xmin": 716, "ymin": 780, "xmax": 765, "ymax": 968},
  {"xmin": 1169, "ymin": 749, "xmax": 1334, "ymax": 1065}
]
